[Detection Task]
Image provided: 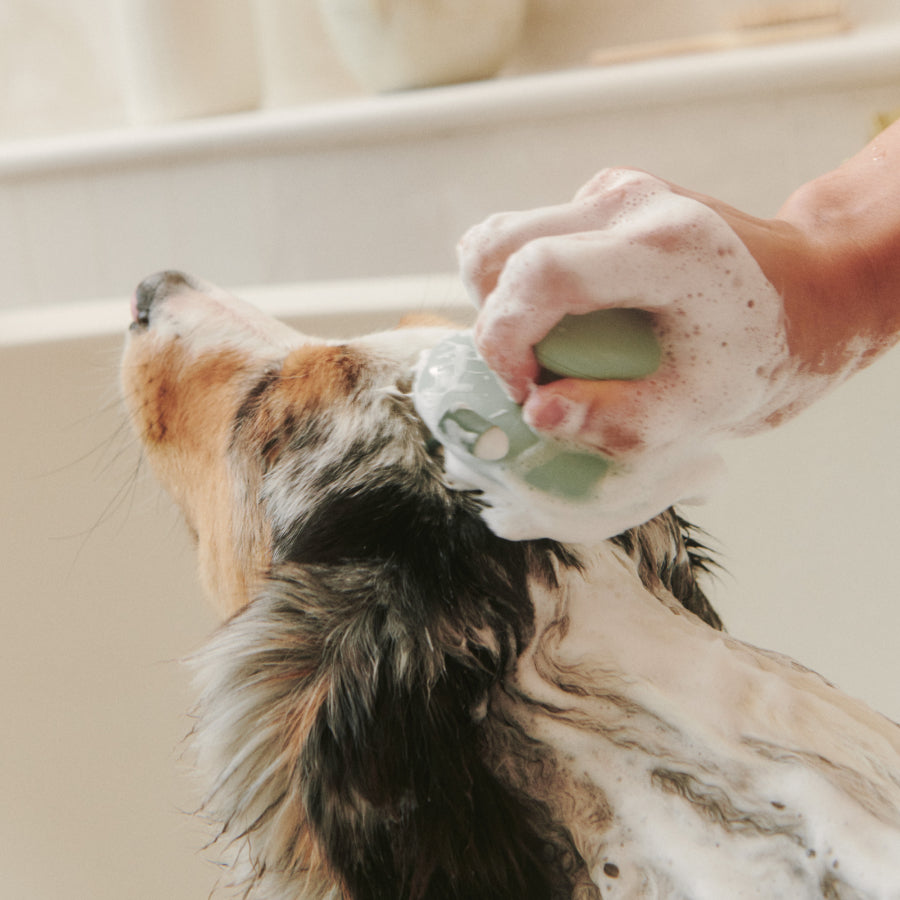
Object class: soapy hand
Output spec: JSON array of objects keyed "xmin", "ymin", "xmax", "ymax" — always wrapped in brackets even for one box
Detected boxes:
[
  {"xmin": 458, "ymin": 169, "xmax": 835, "ymax": 527},
  {"xmin": 452, "ymin": 120, "xmax": 900, "ymax": 538}
]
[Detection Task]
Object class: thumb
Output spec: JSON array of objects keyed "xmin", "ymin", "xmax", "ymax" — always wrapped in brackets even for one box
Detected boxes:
[{"xmin": 522, "ymin": 378, "xmax": 650, "ymax": 456}]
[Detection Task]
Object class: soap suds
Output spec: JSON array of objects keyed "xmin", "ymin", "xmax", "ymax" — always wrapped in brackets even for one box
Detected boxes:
[
  {"xmin": 413, "ymin": 330, "xmax": 727, "ymax": 541},
  {"xmin": 446, "ymin": 171, "xmax": 841, "ymax": 541},
  {"xmin": 502, "ymin": 545, "xmax": 900, "ymax": 896}
]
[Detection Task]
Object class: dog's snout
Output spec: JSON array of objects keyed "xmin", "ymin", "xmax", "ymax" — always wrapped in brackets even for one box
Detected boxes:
[{"xmin": 132, "ymin": 270, "xmax": 194, "ymax": 326}]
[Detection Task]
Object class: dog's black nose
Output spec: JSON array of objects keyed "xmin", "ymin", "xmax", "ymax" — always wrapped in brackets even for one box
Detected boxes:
[{"xmin": 132, "ymin": 270, "xmax": 194, "ymax": 326}]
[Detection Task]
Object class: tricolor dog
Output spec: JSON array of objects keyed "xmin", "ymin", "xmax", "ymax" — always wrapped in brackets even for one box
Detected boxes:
[{"xmin": 122, "ymin": 270, "xmax": 900, "ymax": 900}]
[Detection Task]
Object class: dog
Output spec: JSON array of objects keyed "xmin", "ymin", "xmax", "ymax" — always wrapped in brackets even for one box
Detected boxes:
[{"xmin": 122, "ymin": 271, "xmax": 900, "ymax": 899}]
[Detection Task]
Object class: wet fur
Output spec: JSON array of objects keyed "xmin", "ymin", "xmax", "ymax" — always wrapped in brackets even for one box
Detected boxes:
[
  {"xmin": 119, "ymin": 281, "xmax": 719, "ymax": 900},
  {"xmin": 188, "ymin": 330, "xmax": 718, "ymax": 899},
  {"xmin": 124, "ymin": 273, "xmax": 900, "ymax": 899}
]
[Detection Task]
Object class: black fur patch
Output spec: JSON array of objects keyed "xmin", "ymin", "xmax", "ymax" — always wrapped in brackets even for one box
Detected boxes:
[
  {"xmin": 286, "ymin": 474, "xmax": 577, "ymax": 896},
  {"xmin": 199, "ymin": 490, "xmax": 581, "ymax": 897}
]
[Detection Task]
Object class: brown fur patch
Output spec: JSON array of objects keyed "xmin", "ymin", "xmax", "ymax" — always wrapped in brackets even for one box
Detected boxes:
[
  {"xmin": 123, "ymin": 340, "xmax": 272, "ymax": 615},
  {"xmin": 396, "ymin": 313, "xmax": 457, "ymax": 329},
  {"xmin": 280, "ymin": 345, "xmax": 367, "ymax": 411}
]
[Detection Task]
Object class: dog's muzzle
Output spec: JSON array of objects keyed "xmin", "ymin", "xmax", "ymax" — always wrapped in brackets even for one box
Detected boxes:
[{"xmin": 131, "ymin": 270, "xmax": 198, "ymax": 329}]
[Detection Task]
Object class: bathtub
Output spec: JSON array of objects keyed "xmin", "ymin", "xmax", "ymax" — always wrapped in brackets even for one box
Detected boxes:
[
  {"xmin": 2, "ymin": 273, "xmax": 899, "ymax": 899},
  {"xmin": 2, "ymin": 24, "xmax": 900, "ymax": 899}
]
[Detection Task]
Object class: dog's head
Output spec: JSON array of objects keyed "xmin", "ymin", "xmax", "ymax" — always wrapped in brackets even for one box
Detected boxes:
[
  {"xmin": 121, "ymin": 270, "xmax": 471, "ymax": 616},
  {"xmin": 121, "ymin": 271, "xmax": 718, "ymax": 899}
]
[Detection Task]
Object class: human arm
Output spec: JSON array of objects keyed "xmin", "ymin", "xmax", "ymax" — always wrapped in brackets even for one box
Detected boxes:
[{"xmin": 461, "ymin": 121, "xmax": 900, "ymax": 452}]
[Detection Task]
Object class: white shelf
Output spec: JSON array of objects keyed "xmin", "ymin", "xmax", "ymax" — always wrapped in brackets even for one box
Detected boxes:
[
  {"xmin": 3, "ymin": 23, "xmax": 900, "ymax": 177},
  {"xmin": 2, "ymin": 24, "xmax": 899, "ymax": 309}
]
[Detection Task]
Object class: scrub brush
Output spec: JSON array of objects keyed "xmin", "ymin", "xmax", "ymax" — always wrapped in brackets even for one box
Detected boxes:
[{"xmin": 412, "ymin": 308, "xmax": 660, "ymax": 505}]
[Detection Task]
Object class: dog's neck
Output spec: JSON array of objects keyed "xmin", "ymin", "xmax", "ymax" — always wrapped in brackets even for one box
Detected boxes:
[{"xmin": 493, "ymin": 543, "xmax": 900, "ymax": 895}]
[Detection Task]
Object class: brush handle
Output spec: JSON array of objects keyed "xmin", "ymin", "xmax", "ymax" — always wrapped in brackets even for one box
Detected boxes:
[
  {"xmin": 534, "ymin": 308, "xmax": 660, "ymax": 381},
  {"xmin": 414, "ymin": 332, "xmax": 614, "ymax": 500}
]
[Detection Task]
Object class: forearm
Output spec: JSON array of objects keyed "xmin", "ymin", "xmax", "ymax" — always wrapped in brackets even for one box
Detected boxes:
[{"xmin": 774, "ymin": 120, "xmax": 900, "ymax": 375}]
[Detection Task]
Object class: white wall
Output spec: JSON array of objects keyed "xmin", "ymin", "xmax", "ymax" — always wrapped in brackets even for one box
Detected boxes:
[
  {"xmin": 3, "ymin": 21, "xmax": 900, "ymax": 309},
  {"xmin": 0, "ymin": 329, "xmax": 215, "ymax": 899}
]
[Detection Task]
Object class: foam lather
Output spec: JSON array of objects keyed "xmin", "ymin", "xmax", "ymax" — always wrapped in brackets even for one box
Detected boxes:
[{"xmin": 412, "ymin": 309, "xmax": 660, "ymax": 536}]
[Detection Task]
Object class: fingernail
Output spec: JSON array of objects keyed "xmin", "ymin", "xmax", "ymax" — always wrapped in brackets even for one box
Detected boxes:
[{"xmin": 525, "ymin": 391, "xmax": 577, "ymax": 433}]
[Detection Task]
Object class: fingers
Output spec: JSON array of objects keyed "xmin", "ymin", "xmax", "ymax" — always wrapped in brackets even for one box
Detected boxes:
[
  {"xmin": 572, "ymin": 166, "xmax": 660, "ymax": 203},
  {"xmin": 460, "ymin": 202, "xmax": 591, "ymax": 304},
  {"xmin": 463, "ymin": 167, "xmax": 794, "ymax": 459},
  {"xmin": 459, "ymin": 169, "xmax": 670, "ymax": 305},
  {"xmin": 471, "ymin": 214, "xmax": 693, "ymax": 401},
  {"xmin": 522, "ymin": 378, "xmax": 647, "ymax": 455},
  {"xmin": 472, "ymin": 233, "xmax": 615, "ymax": 401}
]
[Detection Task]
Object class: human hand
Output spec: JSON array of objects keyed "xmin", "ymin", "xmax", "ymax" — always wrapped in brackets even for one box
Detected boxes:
[{"xmin": 458, "ymin": 169, "xmax": 831, "ymax": 526}]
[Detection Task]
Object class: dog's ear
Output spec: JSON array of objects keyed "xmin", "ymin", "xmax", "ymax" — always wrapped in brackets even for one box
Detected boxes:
[{"xmin": 193, "ymin": 484, "xmax": 575, "ymax": 899}]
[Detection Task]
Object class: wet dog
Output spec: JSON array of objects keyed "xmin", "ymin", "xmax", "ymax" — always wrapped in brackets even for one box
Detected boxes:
[{"xmin": 122, "ymin": 271, "xmax": 900, "ymax": 899}]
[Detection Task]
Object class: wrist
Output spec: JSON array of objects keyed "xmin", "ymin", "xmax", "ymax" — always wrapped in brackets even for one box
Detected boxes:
[{"xmin": 775, "ymin": 147, "xmax": 900, "ymax": 374}]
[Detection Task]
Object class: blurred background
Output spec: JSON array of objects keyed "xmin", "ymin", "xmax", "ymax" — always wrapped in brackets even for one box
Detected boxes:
[
  {"xmin": 2, "ymin": 1, "xmax": 900, "ymax": 898},
  {"xmin": 2, "ymin": 0, "xmax": 899, "ymax": 309}
]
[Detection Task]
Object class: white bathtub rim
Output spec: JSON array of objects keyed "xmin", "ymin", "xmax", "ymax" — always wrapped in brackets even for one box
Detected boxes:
[
  {"xmin": 0, "ymin": 273, "xmax": 469, "ymax": 348},
  {"xmin": 0, "ymin": 23, "xmax": 898, "ymax": 181}
]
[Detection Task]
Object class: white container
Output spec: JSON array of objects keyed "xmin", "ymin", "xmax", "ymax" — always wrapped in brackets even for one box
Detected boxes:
[
  {"xmin": 317, "ymin": 0, "xmax": 527, "ymax": 91},
  {"xmin": 115, "ymin": 0, "xmax": 261, "ymax": 123},
  {"xmin": 0, "ymin": 0, "xmax": 127, "ymax": 140},
  {"xmin": 252, "ymin": 0, "xmax": 361, "ymax": 106}
]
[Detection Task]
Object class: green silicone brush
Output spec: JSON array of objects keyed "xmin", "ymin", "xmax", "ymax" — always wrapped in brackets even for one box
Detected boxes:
[{"xmin": 412, "ymin": 308, "xmax": 660, "ymax": 502}]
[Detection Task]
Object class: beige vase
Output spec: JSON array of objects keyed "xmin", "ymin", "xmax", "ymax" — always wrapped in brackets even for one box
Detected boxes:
[
  {"xmin": 115, "ymin": 0, "xmax": 261, "ymax": 123},
  {"xmin": 317, "ymin": 0, "xmax": 527, "ymax": 91},
  {"xmin": 251, "ymin": 0, "xmax": 362, "ymax": 106}
]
